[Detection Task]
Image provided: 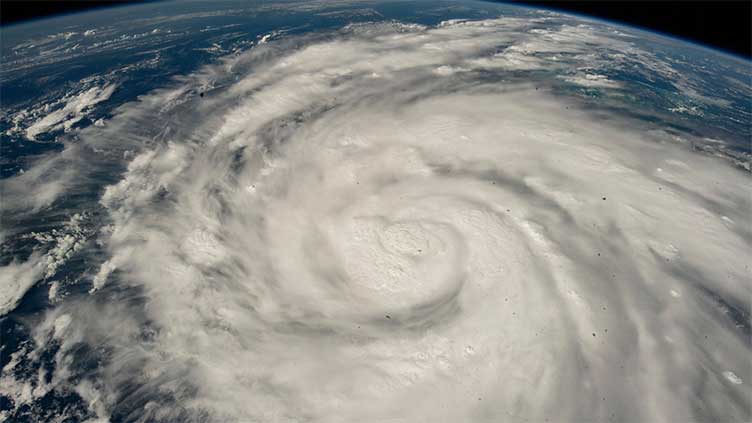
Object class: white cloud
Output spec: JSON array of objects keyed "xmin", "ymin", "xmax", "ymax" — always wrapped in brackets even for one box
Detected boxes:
[
  {"xmin": 561, "ymin": 72, "xmax": 622, "ymax": 88},
  {"xmin": 26, "ymin": 212, "xmax": 90, "ymax": 278},
  {"xmin": 25, "ymin": 84, "xmax": 116, "ymax": 140},
  {"xmin": 0, "ymin": 254, "xmax": 44, "ymax": 316},
  {"xmin": 4, "ymin": 13, "xmax": 750, "ymax": 423}
]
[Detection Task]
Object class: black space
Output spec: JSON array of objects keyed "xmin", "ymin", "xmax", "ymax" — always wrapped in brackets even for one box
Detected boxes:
[
  {"xmin": 0, "ymin": 1, "xmax": 156, "ymax": 26},
  {"xmin": 509, "ymin": 1, "xmax": 751, "ymax": 58},
  {"xmin": 1, "ymin": 1, "xmax": 750, "ymax": 58}
]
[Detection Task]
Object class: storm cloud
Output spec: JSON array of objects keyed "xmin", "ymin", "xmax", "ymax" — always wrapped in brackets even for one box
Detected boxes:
[{"xmin": 2, "ymin": 13, "xmax": 750, "ymax": 423}]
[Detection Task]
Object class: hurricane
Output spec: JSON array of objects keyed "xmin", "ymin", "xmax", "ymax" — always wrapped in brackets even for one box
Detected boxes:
[{"xmin": 1, "ymin": 3, "xmax": 750, "ymax": 423}]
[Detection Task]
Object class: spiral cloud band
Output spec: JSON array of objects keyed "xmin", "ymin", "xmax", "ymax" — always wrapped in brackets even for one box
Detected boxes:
[{"xmin": 2, "ymin": 12, "xmax": 750, "ymax": 423}]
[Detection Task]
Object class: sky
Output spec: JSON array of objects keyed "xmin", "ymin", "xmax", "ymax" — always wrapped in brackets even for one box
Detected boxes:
[{"xmin": 1, "ymin": 0, "xmax": 750, "ymax": 57}]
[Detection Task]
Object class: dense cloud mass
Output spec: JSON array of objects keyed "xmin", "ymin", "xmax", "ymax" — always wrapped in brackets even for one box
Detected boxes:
[{"xmin": 1, "ymin": 11, "xmax": 751, "ymax": 423}]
